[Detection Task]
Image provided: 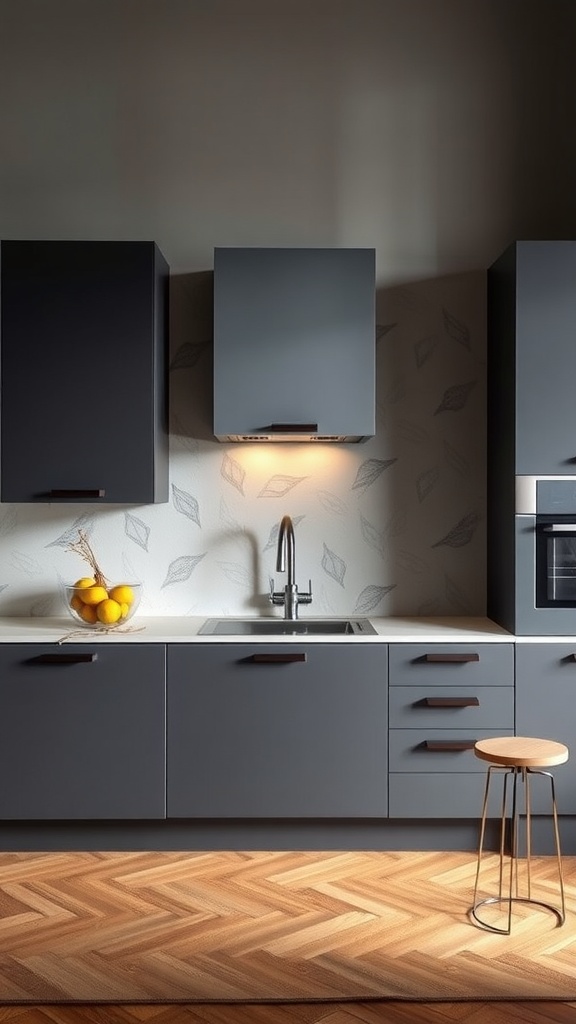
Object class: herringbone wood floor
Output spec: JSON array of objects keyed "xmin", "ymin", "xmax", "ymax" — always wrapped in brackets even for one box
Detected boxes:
[{"xmin": 0, "ymin": 851, "xmax": 575, "ymax": 1022}]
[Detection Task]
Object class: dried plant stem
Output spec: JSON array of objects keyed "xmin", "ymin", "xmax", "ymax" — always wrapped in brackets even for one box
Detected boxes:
[
  {"xmin": 58, "ymin": 625, "xmax": 145, "ymax": 643},
  {"xmin": 66, "ymin": 530, "xmax": 109, "ymax": 588}
]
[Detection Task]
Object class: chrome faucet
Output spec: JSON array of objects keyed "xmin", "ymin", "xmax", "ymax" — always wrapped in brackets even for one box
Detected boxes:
[{"xmin": 270, "ymin": 514, "xmax": 313, "ymax": 619}]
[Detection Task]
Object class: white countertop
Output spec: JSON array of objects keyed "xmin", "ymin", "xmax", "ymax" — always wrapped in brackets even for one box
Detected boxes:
[{"xmin": 0, "ymin": 615, "xmax": 515, "ymax": 644}]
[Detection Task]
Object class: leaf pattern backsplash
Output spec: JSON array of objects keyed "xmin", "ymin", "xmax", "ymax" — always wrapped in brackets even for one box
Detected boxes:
[{"xmin": 0, "ymin": 272, "xmax": 486, "ymax": 618}]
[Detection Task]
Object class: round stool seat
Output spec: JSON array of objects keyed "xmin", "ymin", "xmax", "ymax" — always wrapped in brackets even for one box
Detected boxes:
[{"xmin": 474, "ymin": 736, "xmax": 569, "ymax": 768}]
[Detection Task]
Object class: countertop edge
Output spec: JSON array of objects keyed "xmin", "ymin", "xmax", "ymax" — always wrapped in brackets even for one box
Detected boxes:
[{"xmin": 0, "ymin": 615, "xmax": 518, "ymax": 643}]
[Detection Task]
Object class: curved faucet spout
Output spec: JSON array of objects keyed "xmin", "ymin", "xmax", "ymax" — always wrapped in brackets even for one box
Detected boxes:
[
  {"xmin": 270, "ymin": 514, "xmax": 312, "ymax": 620},
  {"xmin": 276, "ymin": 515, "xmax": 295, "ymax": 587}
]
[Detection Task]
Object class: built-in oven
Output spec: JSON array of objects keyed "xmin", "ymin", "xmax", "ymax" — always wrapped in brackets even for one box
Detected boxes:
[
  {"xmin": 514, "ymin": 476, "xmax": 576, "ymax": 634},
  {"xmin": 535, "ymin": 516, "xmax": 576, "ymax": 607}
]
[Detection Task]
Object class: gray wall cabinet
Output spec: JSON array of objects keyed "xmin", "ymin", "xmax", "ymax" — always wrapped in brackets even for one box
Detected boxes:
[
  {"xmin": 167, "ymin": 644, "xmax": 388, "ymax": 817},
  {"xmin": 388, "ymin": 643, "xmax": 515, "ymax": 818},
  {"xmin": 0, "ymin": 240, "xmax": 169, "ymax": 503},
  {"xmin": 489, "ymin": 240, "xmax": 576, "ymax": 477},
  {"xmin": 213, "ymin": 247, "xmax": 375, "ymax": 442},
  {"xmin": 516, "ymin": 643, "xmax": 576, "ymax": 814},
  {"xmin": 0, "ymin": 645, "xmax": 166, "ymax": 819}
]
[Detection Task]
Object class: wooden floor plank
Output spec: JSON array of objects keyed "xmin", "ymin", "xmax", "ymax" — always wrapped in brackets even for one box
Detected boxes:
[
  {"xmin": 2, "ymin": 1005, "xmax": 576, "ymax": 1024},
  {"xmin": 0, "ymin": 852, "xmax": 575, "ymax": 1009}
]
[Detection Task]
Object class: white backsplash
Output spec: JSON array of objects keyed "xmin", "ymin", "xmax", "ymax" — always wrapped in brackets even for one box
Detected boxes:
[{"xmin": 0, "ymin": 270, "xmax": 485, "ymax": 620}]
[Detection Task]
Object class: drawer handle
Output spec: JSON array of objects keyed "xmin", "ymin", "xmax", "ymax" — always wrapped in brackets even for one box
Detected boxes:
[
  {"xmin": 47, "ymin": 489, "xmax": 106, "ymax": 499},
  {"xmin": 423, "ymin": 697, "xmax": 480, "ymax": 708},
  {"xmin": 424, "ymin": 739, "xmax": 476, "ymax": 752},
  {"xmin": 423, "ymin": 653, "xmax": 479, "ymax": 663},
  {"xmin": 30, "ymin": 653, "xmax": 98, "ymax": 664},
  {"xmin": 250, "ymin": 653, "xmax": 307, "ymax": 663}
]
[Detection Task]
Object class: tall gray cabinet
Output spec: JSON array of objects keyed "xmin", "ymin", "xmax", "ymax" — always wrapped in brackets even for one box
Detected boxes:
[
  {"xmin": 0, "ymin": 240, "xmax": 169, "ymax": 503},
  {"xmin": 489, "ymin": 241, "xmax": 576, "ymax": 478},
  {"xmin": 487, "ymin": 240, "xmax": 576, "ymax": 634},
  {"xmin": 515, "ymin": 644, "xmax": 576, "ymax": 814}
]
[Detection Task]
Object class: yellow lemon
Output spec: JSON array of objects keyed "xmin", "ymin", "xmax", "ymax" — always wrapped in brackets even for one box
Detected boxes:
[
  {"xmin": 109, "ymin": 584, "xmax": 135, "ymax": 606},
  {"xmin": 96, "ymin": 599, "xmax": 122, "ymax": 625},
  {"xmin": 78, "ymin": 603, "xmax": 98, "ymax": 624},
  {"xmin": 80, "ymin": 585, "xmax": 108, "ymax": 606},
  {"xmin": 70, "ymin": 594, "xmax": 84, "ymax": 613},
  {"xmin": 73, "ymin": 577, "xmax": 96, "ymax": 595},
  {"xmin": 119, "ymin": 602, "xmax": 130, "ymax": 620}
]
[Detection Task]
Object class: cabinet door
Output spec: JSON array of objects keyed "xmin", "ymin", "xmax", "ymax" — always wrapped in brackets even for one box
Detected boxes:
[
  {"xmin": 0, "ymin": 645, "xmax": 166, "ymax": 819},
  {"xmin": 516, "ymin": 643, "xmax": 576, "ymax": 813},
  {"xmin": 213, "ymin": 247, "xmax": 375, "ymax": 441},
  {"xmin": 515, "ymin": 242, "xmax": 576, "ymax": 474},
  {"xmin": 0, "ymin": 241, "xmax": 169, "ymax": 503},
  {"xmin": 167, "ymin": 644, "xmax": 387, "ymax": 817}
]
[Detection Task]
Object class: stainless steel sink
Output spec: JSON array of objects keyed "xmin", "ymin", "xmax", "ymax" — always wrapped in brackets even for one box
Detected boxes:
[{"xmin": 198, "ymin": 618, "xmax": 378, "ymax": 636}]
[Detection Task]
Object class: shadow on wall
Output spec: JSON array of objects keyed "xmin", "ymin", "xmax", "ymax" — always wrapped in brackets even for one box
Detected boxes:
[
  {"xmin": 168, "ymin": 267, "xmax": 487, "ymax": 618},
  {"xmin": 169, "ymin": 271, "xmax": 215, "ymax": 444},
  {"xmin": 374, "ymin": 270, "xmax": 487, "ymax": 616}
]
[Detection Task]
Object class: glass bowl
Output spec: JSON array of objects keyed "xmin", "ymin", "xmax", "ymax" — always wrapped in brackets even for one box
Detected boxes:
[{"xmin": 64, "ymin": 580, "xmax": 143, "ymax": 628}]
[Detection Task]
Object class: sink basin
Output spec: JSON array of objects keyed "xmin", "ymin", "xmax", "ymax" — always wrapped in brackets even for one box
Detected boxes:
[{"xmin": 198, "ymin": 618, "xmax": 377, "ymax": 636}]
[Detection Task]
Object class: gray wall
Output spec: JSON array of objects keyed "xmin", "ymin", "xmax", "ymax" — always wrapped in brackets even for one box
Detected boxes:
[{"xmin": 0, "ymin": 0, "xmax": 574, "ymax": 619}]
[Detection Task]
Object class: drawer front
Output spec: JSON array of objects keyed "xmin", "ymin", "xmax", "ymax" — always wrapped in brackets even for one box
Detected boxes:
[
  {"xmin": 389, "ymin": 643, "xmax": 514, "ymax": 687},
  {"xmin": 389, "ymin": 773, "xmax": 492, "ymax": 818},
  {"xmin": 388, "ymin": 728, "xmax": 514, "ymax": 772},
  {"xmin": 389, "ymin": 686, "xmax": 514, "ymax": 729}
]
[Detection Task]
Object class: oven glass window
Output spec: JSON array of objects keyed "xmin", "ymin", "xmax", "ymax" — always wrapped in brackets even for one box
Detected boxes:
[{"xmin": 545, "ymin": 534, "xmax": 576, "ymax": 602}]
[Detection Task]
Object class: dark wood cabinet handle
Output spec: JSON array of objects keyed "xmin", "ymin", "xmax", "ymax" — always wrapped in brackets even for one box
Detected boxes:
[
  {"xmin": 30, "ymin": 653, "xmax": 98, "ymax": 664},
  {"xmin": 48, "ymin": 489, "xmax": 106, "ymax": 499},
  {"xmin": 423, "ymin": 653, "xmax": 479, "ymax": 663},
  {"xmin": 265, "ymin": 423, "xmax": 318, "ymax": 433},
  {"xmin": 424, "ymin": 739, "xmax": 476, "ymax": 751},
  {"xmin": 423, "ymin": 696, "xmax": 480, "ymax": 707},
  {"xmin": 250, "ymin": 653, "xmax": 307, "ymax": 663}
]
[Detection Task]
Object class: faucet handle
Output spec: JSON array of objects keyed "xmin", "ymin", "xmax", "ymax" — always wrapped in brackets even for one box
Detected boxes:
[
  {"xmin": 298, "ymin": 579, "xmax": 313, "ymax": 605},
  {"xmin": 269, "ymin": 578, "xmax": 284, "ymax": 606}
]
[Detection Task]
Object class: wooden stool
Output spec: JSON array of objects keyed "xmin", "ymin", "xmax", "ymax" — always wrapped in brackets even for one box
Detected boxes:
[{"xmin": 471, "ymin": 736, "xmax": 568, "ymax": 934}]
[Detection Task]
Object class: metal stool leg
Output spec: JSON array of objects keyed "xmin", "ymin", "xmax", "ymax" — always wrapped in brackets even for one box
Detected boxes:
[
  {"xmin": 527, "ymin": 768, "xmax": 565, "ymax": 925},
  {"xmin": 471, "ymin": 764, "xmax": 566, "ymax": 933}
]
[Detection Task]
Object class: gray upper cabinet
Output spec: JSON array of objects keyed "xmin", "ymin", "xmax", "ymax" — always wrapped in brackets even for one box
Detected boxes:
[
  {"xmin": 167, "ymin": 644, "xmax": 388, "ymax": 818},
  {"xmin": 0, "ymin": 240, "xmax": 169, "ymax": 503},
  {"xmin": 213, "ymin": 247, "xmax": 375, "ymax": 442},
  {"xmin": 489, "ymin": 241, "xmax": 576, "ymax": 476}
]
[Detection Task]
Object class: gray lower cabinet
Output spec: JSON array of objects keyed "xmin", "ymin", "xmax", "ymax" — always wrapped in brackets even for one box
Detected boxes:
[
  {"xmin": 167, "ymin": 644, "xmax": 388, "ymax": 818},
  {"xmin": 0, "ymin": 645, "xmax": 166, "ymax": 819},
  {"xmin": 388, "ymin": 643, "xmax": 515, "ymax": 818},
  {"xmin": 516, "ymin": 643, "xmax": 576, "ymax": 814}
]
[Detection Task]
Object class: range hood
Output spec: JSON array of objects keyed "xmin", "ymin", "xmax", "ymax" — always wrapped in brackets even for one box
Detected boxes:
[{"xmin": 213, "ymin": 247, "xmax": 376, "ymax": 442}]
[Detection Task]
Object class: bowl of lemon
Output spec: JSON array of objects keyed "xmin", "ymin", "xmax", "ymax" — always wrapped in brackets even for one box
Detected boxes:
[{"xmin": 65, "ymin": 578, "xmax": 142, "ymax": 628}]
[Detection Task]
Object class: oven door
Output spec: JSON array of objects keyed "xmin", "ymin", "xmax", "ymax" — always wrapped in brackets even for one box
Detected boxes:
[{"xmin": 536, "ymin": 516, "xmax": 576, "ymax": 607}]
